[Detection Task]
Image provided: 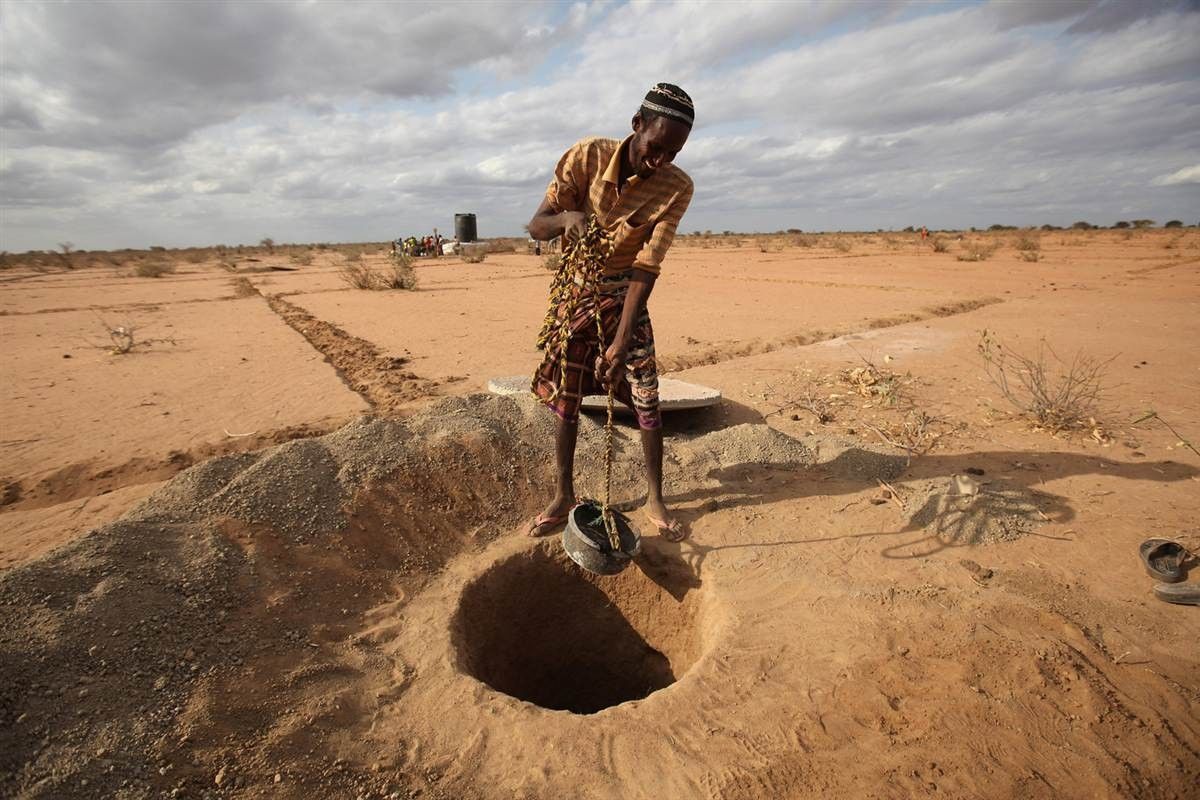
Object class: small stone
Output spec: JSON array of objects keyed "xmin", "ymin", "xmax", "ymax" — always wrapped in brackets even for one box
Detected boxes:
[
  {"xmin": 214, "ymin": 766, "xmax": 227, "ymax": 786},
  {"xmin": 274, "ymin": 773, "xmax": 282, "ymax": 783}
]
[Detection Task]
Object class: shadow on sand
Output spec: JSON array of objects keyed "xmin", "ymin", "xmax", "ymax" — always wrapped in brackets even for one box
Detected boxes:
[{"xmin": 634, "ymin": 446, "xmax": 1197, "ymax": 600}]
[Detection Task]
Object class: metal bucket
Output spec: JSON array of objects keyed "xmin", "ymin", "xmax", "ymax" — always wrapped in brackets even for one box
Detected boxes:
[{"xmin": 562, "ymin": 502, "xmax": 641, "ymax": 576}]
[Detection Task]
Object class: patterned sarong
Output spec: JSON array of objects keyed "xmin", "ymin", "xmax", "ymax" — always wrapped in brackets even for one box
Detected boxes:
[{"xmin": 532, "ymin": 270, "xmax": 661, "ymax": 429}]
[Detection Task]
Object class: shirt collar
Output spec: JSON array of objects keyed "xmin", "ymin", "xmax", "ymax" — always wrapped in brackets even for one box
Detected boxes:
[{"xmin": 602, "ymin": 134, "xmax": 633, "ymax": 186}]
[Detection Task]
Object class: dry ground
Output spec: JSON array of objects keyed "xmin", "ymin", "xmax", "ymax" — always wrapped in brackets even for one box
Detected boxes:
[{"xmin": 1, "ymin": 230, "xmax": 1198, "ymax": 799}]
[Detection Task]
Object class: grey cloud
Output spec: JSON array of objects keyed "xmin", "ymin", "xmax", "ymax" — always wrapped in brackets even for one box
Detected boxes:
[
  {"xmin": 1066, "ymin": 0, "xmax": 1193, "ymax": 33},
  {"xmin": 1, "ymin": 1, "xmax": 558, "ymax": 152}
]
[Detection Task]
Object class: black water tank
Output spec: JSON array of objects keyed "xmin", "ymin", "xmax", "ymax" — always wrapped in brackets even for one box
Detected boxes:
[{"xmin": 455, "ymin": 213, "xmax": 478, "ymax": 242}]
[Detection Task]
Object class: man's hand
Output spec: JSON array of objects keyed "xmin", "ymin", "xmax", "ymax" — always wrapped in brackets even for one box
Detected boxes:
[
  {"xmin": 595, "ymin": 343, "xmax": 627, "ymax": 388},
  {"xmin": 560, "ymin": 211, "xmax": 587, "ymax": 241}
]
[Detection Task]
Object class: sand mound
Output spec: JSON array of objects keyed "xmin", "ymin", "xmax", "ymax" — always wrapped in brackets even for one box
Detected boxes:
[{"xmin": 0, "ymin": 393, "xmax": 826, "ymax": 798}]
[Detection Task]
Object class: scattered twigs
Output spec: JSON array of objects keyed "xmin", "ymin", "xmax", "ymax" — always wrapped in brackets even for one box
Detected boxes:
[
  {"xmin": 94, "ymin": 316, "xmax": 177, "ymax": 355},
  {"xmin": 1132, "ymin": 410, "xmax": 1199, "ymax": 458}
]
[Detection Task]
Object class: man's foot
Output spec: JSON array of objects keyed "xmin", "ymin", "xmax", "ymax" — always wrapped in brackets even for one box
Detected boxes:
[
  {"xmin": 643, "ymin": 499, "xmax": 687, "ymax": 542},
  {"xmin": 529, "ymin": 496, "xmax": 574, "ymax": 537}
]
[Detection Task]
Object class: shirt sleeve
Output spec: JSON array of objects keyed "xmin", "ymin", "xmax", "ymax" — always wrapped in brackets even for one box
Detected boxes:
[
  {"xmin": 632, "ymin": 178, "xmax": 693, "ymax": 276},
  {"xmin": 544, "ymin": 141, "xmax": 587, "ymax": 214}
]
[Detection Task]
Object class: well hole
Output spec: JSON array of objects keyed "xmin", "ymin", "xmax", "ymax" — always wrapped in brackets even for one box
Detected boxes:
[{"xmin": 453, "ymin": 543, "xmax": 704, "ymax": 714}]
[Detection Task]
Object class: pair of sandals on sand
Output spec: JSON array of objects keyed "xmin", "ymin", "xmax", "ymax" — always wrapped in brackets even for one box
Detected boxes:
[
  {"xmin": 1139, "ymin": 539, "xmax": 1199, "ymax": 605},
  {"xmin": 528, "ymin": 508, "xmax": 687, "ymax": 543}
]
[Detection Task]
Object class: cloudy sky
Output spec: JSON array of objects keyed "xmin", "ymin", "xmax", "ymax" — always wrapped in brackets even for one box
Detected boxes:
[{"xmin": 2, "ymin": 0, "xmax": 1198, "ymax": 251}]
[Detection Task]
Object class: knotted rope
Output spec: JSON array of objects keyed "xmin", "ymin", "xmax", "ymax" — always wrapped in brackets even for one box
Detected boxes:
[{"xmin": 533, "ymin": 218, "xmax": 622, "ymax": 551}]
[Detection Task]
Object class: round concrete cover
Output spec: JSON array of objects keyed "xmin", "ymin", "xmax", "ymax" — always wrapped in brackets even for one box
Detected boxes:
[{"xmin": 487, "ymin": 375, "xmax": 722, "ymax": 412}]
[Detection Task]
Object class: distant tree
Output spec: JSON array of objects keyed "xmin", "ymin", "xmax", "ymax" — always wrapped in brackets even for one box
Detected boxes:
[
  {"xmin": 1113, "ymin": 221, "xmax": 1130, "ymax": 229},
  {"xmin": 1164, "ymin": 220, "xmax": 1183, "ymax": 228},
  {"xmin": 988, "ymin": 224, "xmax": 1017, "ymax": 231},
  {"xmin": 785, "ymin": 228, "xmax": 803, "ymax": 234},
  {"xmin": 902, "ymin": 225, "xmax": 914, "ymax": 232},
  {"xmin": 260, "ymin": 237, "xmax": 276, "ymax": 252},
  {"xmin": 1071, "ymin": 221, "xmax": 1093, "ymax": 230},
  {"xmin": 1131, "ymin": 219, "xmax": 1155, "ymax": 228}
]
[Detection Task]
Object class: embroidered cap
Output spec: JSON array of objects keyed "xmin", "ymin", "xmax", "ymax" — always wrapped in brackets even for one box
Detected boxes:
[{"xmin": 640, "ymin": 83, "xmax": 694, "ymax": 128}]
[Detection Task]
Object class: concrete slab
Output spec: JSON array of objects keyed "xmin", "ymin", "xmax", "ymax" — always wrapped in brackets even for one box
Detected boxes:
[{"xmin": 486, "ymin": 375, "xmax": 722, "ymax": 412}]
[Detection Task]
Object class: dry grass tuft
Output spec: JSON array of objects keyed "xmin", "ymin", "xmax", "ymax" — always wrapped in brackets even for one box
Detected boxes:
[
  {"xmin": 931, "ymin": 237, "xmax": 949, "ymax": 253},
  {"xmin": 543, "ymin": 253, "xmax": 563, "ymax": 272},
  {"xmin": 132, "ymin": 260, "xmax": 176, "ymax": 278},
  {"xmin": 956, "ymin": 241, "xmax": 996, "ymax": 262},
  {"xmin": 460, "ymin": 247, "xmax": 487, "ymax": 264},
  {"xmin": 1013, "ymin": 232, "xmax": 1041, "ymax": 252},
  {"xmin": 338, "ymin": 253, "xmax": 417, "ymax": 290}
]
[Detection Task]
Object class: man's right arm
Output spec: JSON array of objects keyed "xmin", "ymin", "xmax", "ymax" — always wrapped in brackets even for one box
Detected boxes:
[
  {"xmin": 527, "ymin": 141, "xmax": 590, "ymax": 242},
  {"xmin": 527, "ymin": 199, "xmax": 586, "ymax": 242}
]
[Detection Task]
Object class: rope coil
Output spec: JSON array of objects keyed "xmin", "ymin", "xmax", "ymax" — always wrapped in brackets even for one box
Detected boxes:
[{"xmin": 533, "ymin": 218, "xmax": 622, "ymax": 551}]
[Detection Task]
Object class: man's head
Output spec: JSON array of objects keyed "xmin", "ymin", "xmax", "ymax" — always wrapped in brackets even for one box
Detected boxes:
[{"xmin": 630, "ymin": 83, "xmax": 693, "ymax": 179}]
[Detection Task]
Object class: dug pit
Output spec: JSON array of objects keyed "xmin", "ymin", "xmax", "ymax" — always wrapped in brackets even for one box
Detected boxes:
[{"xmin": 452, "ymin": 542, "xmax": 707, "ymax": 714}]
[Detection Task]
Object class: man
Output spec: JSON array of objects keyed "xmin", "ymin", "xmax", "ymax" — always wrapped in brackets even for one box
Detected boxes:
[{"xmin": 527, "ymin": 83, "xmax": 694, "ymax": 541}]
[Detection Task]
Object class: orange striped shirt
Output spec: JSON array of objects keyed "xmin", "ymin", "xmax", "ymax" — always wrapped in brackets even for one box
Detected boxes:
[{"xmin": 544, "ymin": 135, "xmax": 693, "ymax": 277}]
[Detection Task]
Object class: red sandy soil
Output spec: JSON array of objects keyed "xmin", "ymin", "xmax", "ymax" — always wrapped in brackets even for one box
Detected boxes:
[{"xmin": 1, "ymin": 229, "xmax": 1198, "ymax": 799}]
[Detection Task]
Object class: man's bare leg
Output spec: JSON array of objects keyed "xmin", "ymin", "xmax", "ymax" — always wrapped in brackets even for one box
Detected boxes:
[
  {"xmin": 531, "ymin": 415, "xmax": 578, "ymax": 535},
  {"xmin": 640, "ymin": 424, "xmax": 683, "ymax": 538}
]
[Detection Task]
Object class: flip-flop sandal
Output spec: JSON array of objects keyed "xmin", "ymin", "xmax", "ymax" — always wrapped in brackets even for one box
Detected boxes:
[
  {"xmin": 1139, "ymin": 538, "xmax": 1188, "ymax": 583},
  {"xmin": 1152, "ymin": 583, "xmax": 1200, "ymax": 606},
  {"xmin": 644, "ymin": 511, "xmax": 688, "ymax": 542},
  {"xmin": 528, "ymin": 513, "xmax": 568, "ymax": 538}
]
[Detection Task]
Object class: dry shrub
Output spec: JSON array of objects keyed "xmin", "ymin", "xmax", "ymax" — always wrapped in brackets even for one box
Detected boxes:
[
  {"xmin": 956, "ymin": 241, "xmax": 996, "ymax": 262},
  {"xmin": 382, "ymin": 254, "xmax": 418, "ymax": 290},
  {"xmin": 460, "ymin": 245, "xmax": 487, "ymax": 263},
  {"xmin": 790, "ymin": 234, "xmax": 816, "ymax": 248},
  {"xmin": 543, "ymin": 253, "xmax": 563, "ymax": 272},
  {"xmin": 978, "ymin": 329, "xmax": 1113, "ymax": 434},
  {"xmin": 1013, "ymin": 232, "xmax": 1040, "ymax": 252},
  {"xmin": 339, "ymin": 262, "xmax": 375, "ymax": 289},
  {"xmin": 830, "ymin": 238, "xmax": 852, "ymax": 253},
  {"xmin": 132, "ymin": 260, "xmax": 175, "ymax": 278},
  {"xmin": 291, "ymin": 251, "xmax": 314, "ymax": 266},
  {"xmin": 339, "ymin": 254, "xmax": 417, "ymax": 290},
  {"xmin": 931, "ymin": 237, "xmax": 949, "ymax": 253},
  {"xmin": 1020, "ymin": 251, "xmax": 1041, "ymax": 262}
]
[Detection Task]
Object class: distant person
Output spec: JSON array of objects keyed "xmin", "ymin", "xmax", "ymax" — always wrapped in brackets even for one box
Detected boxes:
[{"xmin": 527, "ymin": 82, "xmax": 694, "ymax": 541}]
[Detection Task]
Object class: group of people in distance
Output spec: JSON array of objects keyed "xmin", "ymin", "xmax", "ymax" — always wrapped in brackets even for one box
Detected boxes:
[{"xmin": 393, "ymin": 233, "xmax": 444, "ymax": 257}]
